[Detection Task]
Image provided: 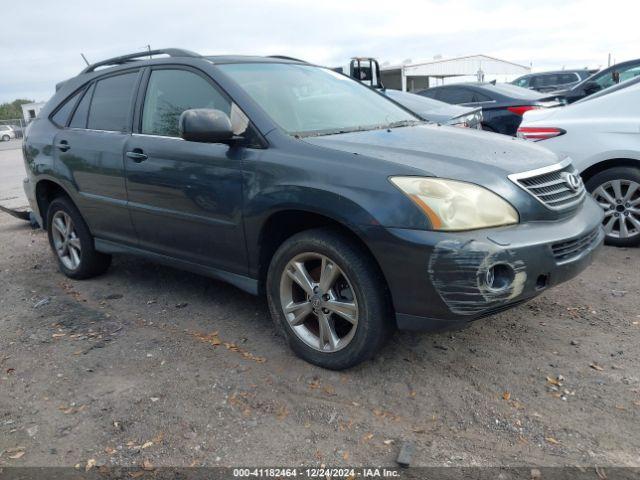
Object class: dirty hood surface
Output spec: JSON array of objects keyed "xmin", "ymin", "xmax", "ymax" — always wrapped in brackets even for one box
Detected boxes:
[{"xmin": 303, "ymin": 124, "xmax": 562, "ymax": 178}]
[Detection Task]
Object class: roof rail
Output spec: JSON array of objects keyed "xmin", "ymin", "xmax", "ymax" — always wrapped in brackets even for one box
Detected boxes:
[
  {"xmin": 267, "ymin": 55, "xmax": 308, "ymax": 63},
  {"xmin": 81, "ymin": 48, "xmax": 200, "ymax": 74}
]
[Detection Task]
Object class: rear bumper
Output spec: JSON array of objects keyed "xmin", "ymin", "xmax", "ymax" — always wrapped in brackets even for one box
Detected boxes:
[
  {"xmin": 363, "ymin": 197, "xmax": 604, "ymax": 331},
  {"xmin": 23, "ymin": 177, "xmax": 42, "ymax": 227}
]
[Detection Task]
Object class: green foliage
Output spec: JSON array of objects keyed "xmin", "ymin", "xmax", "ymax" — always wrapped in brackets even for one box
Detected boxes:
[{"xmin": 0, "ymin": 99, "xmax": 35, "ymax": 121}]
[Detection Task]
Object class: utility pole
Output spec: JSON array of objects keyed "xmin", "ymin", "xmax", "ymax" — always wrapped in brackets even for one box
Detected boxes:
[{"xmin": 608, "ymin": 53, "xmax": 611, "ymax": 67}]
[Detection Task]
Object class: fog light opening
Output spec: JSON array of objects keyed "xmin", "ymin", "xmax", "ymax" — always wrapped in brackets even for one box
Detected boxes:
[
  {"xmin": 485, "ymin": 263, "xmax": 515, "ymax": 292},
  {"xmin": 536, "ymin": 274, "xmax": 548, "ymax": 290}
]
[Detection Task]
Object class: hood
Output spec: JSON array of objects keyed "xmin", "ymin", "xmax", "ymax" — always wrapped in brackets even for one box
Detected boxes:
[{"xmin": 303, "ymin": 124, "xmax": 561, "ymax": 180}]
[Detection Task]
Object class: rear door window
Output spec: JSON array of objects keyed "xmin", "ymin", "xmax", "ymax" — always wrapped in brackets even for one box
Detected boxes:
[
  {"xmin": 51, "ymin": 89, "xmax": 84, "ymax": 127},
  {"xmin": 87, "ymin": 72, "xmax": 138, "ymax": 132}
]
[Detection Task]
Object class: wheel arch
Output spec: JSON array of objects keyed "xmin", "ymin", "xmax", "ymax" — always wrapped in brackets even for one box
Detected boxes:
[
  {"xmin": 580, "ymin": 158, "xmax": 640, "ymax": 183},
  {"xmin": 35, "ymin": 178, "xmax": 75, "ymax": 227},
  {"xmin": 255, "ymin": 209, "xmax": 393, "ymax": 306}
]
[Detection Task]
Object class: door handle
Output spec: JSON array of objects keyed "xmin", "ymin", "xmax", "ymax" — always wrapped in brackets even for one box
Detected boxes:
[
  {"xmin": 126, "ymin": 149, "xmax": 148, "ymax": 162},
  {"xmin": 55, "ymin": 140, "xmax": 70, "ymax": 152}
]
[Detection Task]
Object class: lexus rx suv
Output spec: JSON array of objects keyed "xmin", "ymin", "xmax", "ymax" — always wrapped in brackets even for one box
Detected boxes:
[{"xmin": 22, "ymin": 49, "xmax": 603, "ymax": 369}]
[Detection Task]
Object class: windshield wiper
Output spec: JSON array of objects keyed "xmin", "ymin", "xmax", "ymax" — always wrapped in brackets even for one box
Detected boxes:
[{"xmin": 296, "ymin": 120, "xmax": 424, "ymax": 138}]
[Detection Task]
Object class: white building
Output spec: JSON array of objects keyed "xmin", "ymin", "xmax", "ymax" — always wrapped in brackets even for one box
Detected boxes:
[
  {"xmin": 21, "ymin": 102, "xmax": 45, "ymax": 123},
  {"xmin": 381, "ymin": 54, "xmax": 531, "ymax": 92}
]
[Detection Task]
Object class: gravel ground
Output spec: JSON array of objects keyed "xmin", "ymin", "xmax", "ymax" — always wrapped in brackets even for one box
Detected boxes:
[{"xmin": 0, "ymin": 150, "xmax": 639, "ymax": 468}]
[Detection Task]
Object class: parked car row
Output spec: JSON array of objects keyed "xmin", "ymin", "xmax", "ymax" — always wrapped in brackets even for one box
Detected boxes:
[
  {"xmin": 512, "ymin": 69, "xmax": 595, "ymax": 93},
  {"xmin": 547, "ymin": 57, "xmax": 640, "ymax": 104},
  {"xmin": 416, "ymin": 82, "xmax": 559, "ymax": 136}
]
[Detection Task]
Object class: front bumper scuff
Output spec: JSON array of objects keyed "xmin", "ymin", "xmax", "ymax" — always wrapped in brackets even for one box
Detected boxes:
[
  {"xmin": 363, "ymin": 197, "xmax": 605, "ymax": 331},
  {"xmin": 428, "ymin": 238, "xmax": 528, "ymax": 316}
]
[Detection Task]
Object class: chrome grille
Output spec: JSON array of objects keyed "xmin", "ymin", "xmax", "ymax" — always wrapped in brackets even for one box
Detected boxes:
[
  {"xmin": 509, "ymin": 160, "xmax": 586, "ymax": 210},
  {"xmin": 551, "ymin": 228, "xmax": 600, "ymax": 263}
]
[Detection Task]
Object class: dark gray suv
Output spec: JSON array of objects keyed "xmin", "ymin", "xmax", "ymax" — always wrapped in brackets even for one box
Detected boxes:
[{"xmin": 22, "ymin": 49, "xmax": 604, "ymax": 369}]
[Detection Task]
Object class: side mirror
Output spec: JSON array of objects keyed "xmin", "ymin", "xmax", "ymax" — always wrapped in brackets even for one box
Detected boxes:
[
  {"xmin": 582, "ymin": 81, "xmax": 601, "ymax": 95},
  {"xmin": 179, "ymin": 108, "xmax": 234, "ymax": 144}
]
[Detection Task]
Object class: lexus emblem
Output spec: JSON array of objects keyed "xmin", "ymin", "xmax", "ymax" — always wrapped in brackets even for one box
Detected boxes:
[{"xmin": 561, "ymin": 172, "xmax": 582, "ymax": 192}]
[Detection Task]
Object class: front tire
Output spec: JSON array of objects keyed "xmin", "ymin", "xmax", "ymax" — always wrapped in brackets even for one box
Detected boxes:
[
  {"xmin": 1, "ymin": 135, "xmax": 9, "ymax": 142},
  {"xmin": 46, "ymin": 196, "xmax": 112, "ymax": 279},
  {"xmin": 266, "ymin": 228, "xmax": 393, "ymax": 370},
  {"xmin": 586, "ymin": 167, "xmax": 640, "ymax": 247}
]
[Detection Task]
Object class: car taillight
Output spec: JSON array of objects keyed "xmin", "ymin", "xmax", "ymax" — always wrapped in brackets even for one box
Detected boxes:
[
  {"xmin": 507, "ymin": 105, "xmax": 540, "ymax": 116},
  {"xmin": 516, "ymin": 127, "xmax": 566, "ymax": 141}
]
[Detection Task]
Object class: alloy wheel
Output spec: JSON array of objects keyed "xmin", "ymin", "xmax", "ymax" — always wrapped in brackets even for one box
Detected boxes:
[
  {"xmin": 279, "ymin": 252, "xmax": 358, "ymax": 353},
  {"xmin": 51, "ymin": 211, "xmax": 82, "ymax": 270},
  {"xmin": 592, "ymin": 179, "xmax": 640, "ymax": 239}
]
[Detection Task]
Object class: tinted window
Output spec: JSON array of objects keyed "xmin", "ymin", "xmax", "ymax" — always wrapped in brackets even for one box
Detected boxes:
[
  {"xmin": 418, "ymin": 89, "xmax": 440, "ymax": 99},
  {"xmin": 513, "ymin": 77, "xmax": 529, "ymax": 88},
  {"xmin": 141, "ymin": 69, "xmax": 232, "ymax": 137},
  {"xmin": 87, "ymin": 72, "xmax": 138, "ymax": 132},
  {"xmin": 438, "ymin": 87, "xmax": 476, "ymax": 104},
  {"xmin": 51, "ymin": 89, "xmax": 83, "ymax": 127},
  {"xmin": 473, "ymin": 91, "xmax": 492, "ymax": 102},
  {"xmin": 69, "ymin": 84, "xmax": 95, "ymax": 129},
  {"xmin": 560, "ymin": 73, "xmax": 578, "ymax": 84}
]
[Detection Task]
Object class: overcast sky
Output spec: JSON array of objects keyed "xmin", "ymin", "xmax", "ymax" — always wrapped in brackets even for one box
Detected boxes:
[{"xmin": 1, "ymin": 0, "xmax": 637, "ymax": 103}]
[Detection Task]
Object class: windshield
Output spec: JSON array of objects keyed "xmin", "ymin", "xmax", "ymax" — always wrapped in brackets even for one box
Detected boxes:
[
  {"xmin": 575, "ymin": 62, "xmax": 640, "ymax": 91},
  {"xmin": 575, "ymin": 75, "xmax": 640, "ymax": 104},
  {"xmin": 218, "ymin": 63, "xmax": 420, "ymax": 136}
]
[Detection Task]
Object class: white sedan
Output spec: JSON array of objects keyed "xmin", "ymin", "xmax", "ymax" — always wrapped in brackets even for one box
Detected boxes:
[{"xmin": 518, "ymin": 77, "xmax": 640, "ymax": 247}]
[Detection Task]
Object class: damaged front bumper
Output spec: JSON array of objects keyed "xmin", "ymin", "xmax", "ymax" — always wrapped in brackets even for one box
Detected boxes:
[{"xmin": 363, "ymin": 197, "xmax": 605, "ymax": 331}]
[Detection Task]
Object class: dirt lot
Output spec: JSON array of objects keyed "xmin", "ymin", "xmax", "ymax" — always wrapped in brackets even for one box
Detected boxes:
[{"xmin": 1, "ymin": 150, "xmax": 639, "ymax": 468}]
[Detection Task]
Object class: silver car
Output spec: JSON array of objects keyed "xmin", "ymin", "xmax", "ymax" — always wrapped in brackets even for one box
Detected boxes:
[{"xmin": 0, "ymin": 125, "xmax": 17, "ymax": 142}]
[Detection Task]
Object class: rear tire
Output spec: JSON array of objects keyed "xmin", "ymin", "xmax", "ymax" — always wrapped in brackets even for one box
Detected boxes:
[
  {"xmin": 1, "ymin": 135, "xmax": 9, "ymax": 142},
  {"xmin": 266, "ymin": 228, "xmax": 393, "ymax": 370},
  {"xmin": 585, "ymin": 166, "xmax": 640, "ymax": 247},
  {"xmin": 46, "ymin": 196, "xmax": 111, "ymax": 279}
]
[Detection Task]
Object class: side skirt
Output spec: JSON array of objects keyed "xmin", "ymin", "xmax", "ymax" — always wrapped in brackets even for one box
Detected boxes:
[{"xmin": 94, "ymin": 238, "xmax": 259, "ymax": 295}]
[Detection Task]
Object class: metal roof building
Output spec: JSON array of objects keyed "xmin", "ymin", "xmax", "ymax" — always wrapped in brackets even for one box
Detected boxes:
[{"xmin": 381, "ymin": 54, "xmax": 531, "ymax": 92}]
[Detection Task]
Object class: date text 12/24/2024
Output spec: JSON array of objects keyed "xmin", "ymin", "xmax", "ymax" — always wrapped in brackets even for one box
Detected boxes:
[{"xmin": 233, "ymin": 468, "xmax": 401, "ymax": 478}]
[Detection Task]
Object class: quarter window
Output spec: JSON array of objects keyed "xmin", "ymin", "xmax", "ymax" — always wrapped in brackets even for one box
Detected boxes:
[
  {"xmin": 87, "ymin": 72, "xmax": 138, "ymax": 132},
  {"xmin": 51, "ymin": 89, "xmax": 83, "ymax": 127},
  {"xmin": 141, "ymin": 69, "xmax": 232, "ymax": 137}
]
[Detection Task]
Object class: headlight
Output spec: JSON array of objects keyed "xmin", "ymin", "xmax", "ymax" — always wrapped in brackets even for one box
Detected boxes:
[
  {"xmin": 390, "ymin": 177, "xmax": 519, "ymax": 231},
  {"xmin": 448, "ymin": 110, "xmax": 483, "ymax": 129}
]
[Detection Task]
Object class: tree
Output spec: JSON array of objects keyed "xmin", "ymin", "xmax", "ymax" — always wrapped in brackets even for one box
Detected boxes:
[{"xmin": 0, "ymin": 99, "xmax": 35, "ymax": 121}]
